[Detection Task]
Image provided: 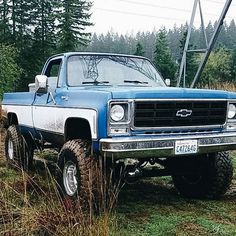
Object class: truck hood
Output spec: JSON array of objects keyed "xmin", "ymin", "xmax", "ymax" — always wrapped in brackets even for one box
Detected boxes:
[{"xmin": 83, "ymin": 86, "xmax": 235, "ymax": 100}]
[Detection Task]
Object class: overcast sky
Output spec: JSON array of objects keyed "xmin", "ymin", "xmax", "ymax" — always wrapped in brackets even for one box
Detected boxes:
[{"xmin": 90, "ymin": 0, "xmax": 236, "ymax": 34}]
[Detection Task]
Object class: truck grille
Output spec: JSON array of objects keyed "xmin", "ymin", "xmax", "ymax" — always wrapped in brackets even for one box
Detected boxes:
[{"xmin": 134, "ymin": 100, "xmax": 227, "ymax": 128}]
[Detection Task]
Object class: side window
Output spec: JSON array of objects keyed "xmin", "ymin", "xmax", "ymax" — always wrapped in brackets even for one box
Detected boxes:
[{"xmin": 45, "ymin": 59, "xmax": 62, "ymax": 90}]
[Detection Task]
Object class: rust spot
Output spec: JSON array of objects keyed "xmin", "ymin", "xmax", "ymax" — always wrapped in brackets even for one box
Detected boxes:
[
  {"xmin": 55, "ymin": 119, "xmax": 64, "ymax": 131},
  {"xmin": 44, "ymin": 122, "xmax": 55, "ymax": 131},
  {"xmin": 44, "ymin": 119, "xmax": 64, "ymax": 132}
]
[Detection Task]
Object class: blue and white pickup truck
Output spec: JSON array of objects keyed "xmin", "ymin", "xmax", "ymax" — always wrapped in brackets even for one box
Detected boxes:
[{"xmin": 2, "ymin": 52, "xmax": 236, "ymax": 203}]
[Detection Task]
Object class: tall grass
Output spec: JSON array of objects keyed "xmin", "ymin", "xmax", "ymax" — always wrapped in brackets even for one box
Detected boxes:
[
  {"xmin": 0, "ymin": 130, "xmax": 121, "ymax": 235},
  {"xmin": 0, "ymin": 161, "xmax": 120, "ymax": 235},
  {"xmin": 205, "ymin": 82, "xmax": 236, "ymax": 92}
]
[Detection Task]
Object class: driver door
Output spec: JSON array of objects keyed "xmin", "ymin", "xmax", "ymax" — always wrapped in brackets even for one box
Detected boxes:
[{"xmin": 32, "ymin": 57, "xmax": 63, "ymax": 143}]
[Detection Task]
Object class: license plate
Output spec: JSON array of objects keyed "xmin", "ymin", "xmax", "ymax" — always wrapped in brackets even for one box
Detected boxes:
[{"xmin": 175, "ymin": 140, "xmax": 198, "ymax": 155}]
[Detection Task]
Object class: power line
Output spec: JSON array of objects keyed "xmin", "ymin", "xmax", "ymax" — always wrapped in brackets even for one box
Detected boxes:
[
  {"xmin": 114, "ymin": 0, "xmax": 236, "ymax": 19},
  {"xmin": 205, "ymin": 0, "xmax": 226, "ymax": 4},
  {"xmin": 116, "ymin": 0, "xmax": 190, "ymax": 13},
  {"xmin": 94, "ymin": 7, "xmax": 189, "ymax": 22},
  {"xmin": 205, "ymin": 0, "xmax": 224, "ymax": 4},
  {"xmin": 204, "ymin": 0, "xmax": 236, "ymax": 6},
  {"xmin": 123, "ymin": 0, "xmax": 236, "ymax": 7}
]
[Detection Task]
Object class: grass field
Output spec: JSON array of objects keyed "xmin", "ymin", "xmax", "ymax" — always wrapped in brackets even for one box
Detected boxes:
[{"xmin": 0, "ymin": 129, "xmax": 236, "ymax": 235}]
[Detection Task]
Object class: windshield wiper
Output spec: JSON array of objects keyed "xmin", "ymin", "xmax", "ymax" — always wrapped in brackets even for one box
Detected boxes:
[
  {"xmin": 124, "ymin": 80, "xmax": 148, "ymax": 84},
  {"xmin": 82, "ymin": 81, "xmax": 109, "ymax": 85}
]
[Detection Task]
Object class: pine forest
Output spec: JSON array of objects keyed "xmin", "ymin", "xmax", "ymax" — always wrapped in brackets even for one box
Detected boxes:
[{"xmin": 1, "ymin": 0, "xmax": 236, "ymax": 97}]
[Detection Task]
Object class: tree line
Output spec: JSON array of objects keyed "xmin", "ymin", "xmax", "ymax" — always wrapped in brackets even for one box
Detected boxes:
[
  {"xmin": 87, "ymin": 21, "xmax": 236, "ymax": 87},
  {"xmin": 0, "ymin": 0, "xmax": 93, "ymax": 96},
  {"xmin": 1, "ymin": 0, "xmax": 236, "ymax": 97}
]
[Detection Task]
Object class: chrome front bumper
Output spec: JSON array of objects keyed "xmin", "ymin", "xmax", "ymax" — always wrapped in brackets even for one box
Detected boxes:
[{"xmin": 100, "ymin": 132, "xmax": 236, "ymax": 159}]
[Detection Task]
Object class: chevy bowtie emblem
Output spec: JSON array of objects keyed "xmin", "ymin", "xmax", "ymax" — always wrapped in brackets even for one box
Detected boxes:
[{"xmin": 176, "ymin": 109, "xmax": 192, "ymax": 118}]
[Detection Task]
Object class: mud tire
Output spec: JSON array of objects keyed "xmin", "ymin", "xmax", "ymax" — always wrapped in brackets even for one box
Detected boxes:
[
  {"xmin": 172, "ymin": 152, "xmax": 233, "ymax": 199},
  {"xmin": 5, "ymin": 125, "xmax": 33, "ymax": 170},
  {"xmin": 57, "ymin": 139, "xmax": 100, "ymax": 212}
]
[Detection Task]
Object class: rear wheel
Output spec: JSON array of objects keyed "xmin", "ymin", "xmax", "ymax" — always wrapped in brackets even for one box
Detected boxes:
[
  {"xmin": 5, "ymin": 125, "xmax": 33, "ymax": 170},
  {"xmin": 172, "ymin": 152, "xmax": 233, "ymax": 199}
]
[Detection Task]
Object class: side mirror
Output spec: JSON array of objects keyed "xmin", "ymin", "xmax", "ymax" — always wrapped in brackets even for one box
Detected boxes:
[
  {"xmin": 165, "ymin": 79, "xmax": 170, "ymax": 86},
  {"xmin": 35, "ymin": 75, "xmax": 48, "ymax": 93}
]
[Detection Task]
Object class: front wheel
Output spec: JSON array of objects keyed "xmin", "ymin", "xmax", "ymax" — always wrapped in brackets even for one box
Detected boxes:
[
  {"xmin": 57, "ymin": 139, "xmax": 100, "ymax": 212},
  {"xmin": 172, "ymin": 152, "xmax": 233, "ymax": 199}
]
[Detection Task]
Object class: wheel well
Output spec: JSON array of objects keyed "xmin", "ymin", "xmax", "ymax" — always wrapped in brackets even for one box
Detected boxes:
[
  {"xmin": 7, "ymin": 113, "xmax": 18, "ymax": 126},
  {"xmin": 65, "ymin": 118, "xmax": 92, "ymax": 141}
]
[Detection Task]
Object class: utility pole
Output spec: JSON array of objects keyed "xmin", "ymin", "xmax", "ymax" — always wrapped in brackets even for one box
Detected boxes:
[
  {"xmin": 177, "ymin": 0, "xmax": 232, "ymax": 88},
  {"xmin": 177, "ymin": 0, "xmax": 207, "ymax": 87}
]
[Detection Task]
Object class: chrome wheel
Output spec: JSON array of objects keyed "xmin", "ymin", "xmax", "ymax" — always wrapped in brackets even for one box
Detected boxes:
[
  {"xmin": 63, "ymin": 162, "xmax": 78, "ymax": 196},
  {"xmin": 8, "ymin": 139, "xmax": 14, "ymax": 160}
]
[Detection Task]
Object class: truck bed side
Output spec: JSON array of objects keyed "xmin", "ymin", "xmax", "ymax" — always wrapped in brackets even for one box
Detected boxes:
[{"xmin": 2, "ymin": 92, "xmax": 35, "ymax": 128}]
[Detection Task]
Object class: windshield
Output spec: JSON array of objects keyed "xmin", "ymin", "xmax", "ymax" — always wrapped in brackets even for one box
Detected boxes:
[{"xmin": 67, "ymin": 55, "xmax": 166, "ymax": 87}]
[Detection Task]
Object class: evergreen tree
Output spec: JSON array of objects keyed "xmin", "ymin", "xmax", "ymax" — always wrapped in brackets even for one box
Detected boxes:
[
  {"xmin": 142, "ymin": 31, "xmax": 156, "ymax": 60},
  {"xmin": 230, "ymin": 48, "xmax": 236, "ymax": 81},
  {"xmin": 125, "ymin": 34, "xmax": 136, "ymax": 55},
  {"xmin": 227, "ymin": 20, "xmax": 236, "ymax": 48},
  {"xmin": 168, "ymin": 25, "xmax": 182, "ymax": 61},
  {"xmin": 0, "ymin": 0, "xmax": 11, "ymax": 44},
  {"xmin": 85, "ymin": 33, "xmax": 99, "ymax": 52},
  {"xmin": 32, "ymin": 0, "xmax": 57, "ymax": 58},
  {"xmin": 206, "ymin": 21, "xmax": 214, "ymax": 42},
  {"xmin": 198, "ymin": 25, "xmax": 208, "ymax": 49},
  {"xmin": 57, "ymin": 0, "xmax": 93, "ymax": 51},
  {"xmin": 103, "ymin": 31, "xmax": 115, "ymax": 52},
  {"xmin": 216, "ymin": 22, "xmax": 228, "ymax": 48},
  {"xmin": 9, "ymin": 0, "xmax": 35, "ymax": 47},
  {"xmin": 0, "ymin": 45, "xmax": 21, "ymax": 97},
  {"xmin": 116, "ymin": 34, "xmax": 128, "ymax": 54},
  {"xmin": 134, "ymin": 42, "xmax": 145, "ymax": 56},
  {"xmin": 154, "ymin": 28, "xmax": 177, "ymax": 82},
  {"xmin": 1, "ymin": 0, "xmax": 36, "ymax": 91}
]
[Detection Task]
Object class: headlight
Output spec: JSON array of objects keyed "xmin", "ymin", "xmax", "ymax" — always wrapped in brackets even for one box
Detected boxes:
[
  {"xmin": 110, "ymin": 105, "xmax": 125, "ymax": 122},
  {"xmin": 228, "ymin": 104, "xmax": 236, "ymax": 119}
]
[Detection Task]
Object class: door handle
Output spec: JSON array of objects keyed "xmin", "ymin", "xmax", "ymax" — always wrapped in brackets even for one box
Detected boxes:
[{"xmin": 61, "ymin": 96, "xmax": 69, "ymax": 101}]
